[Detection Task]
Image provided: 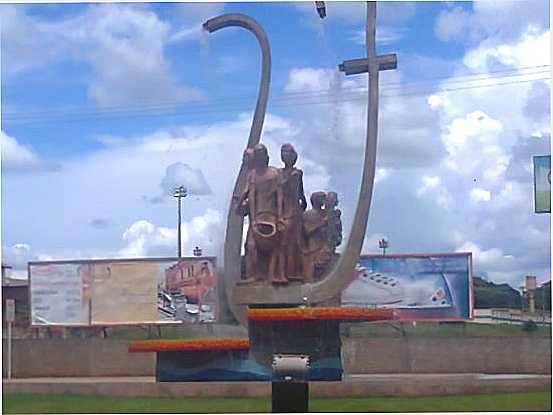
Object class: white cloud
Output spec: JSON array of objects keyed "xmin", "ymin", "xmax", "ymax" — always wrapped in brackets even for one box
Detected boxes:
[
  {"xmin": 72, "ymin": 4, "xmax": 201, "ymax": 106},
  {"xmin": 416, "ymin": 175, "xmax": 452, "ymax": 209},
  {"xmin": 1, "ymin": 4, "xmax": 203, "ymax": 106},
  {"xmin": 119, "ymin": 208, "xmax": 222, "ymax": 258},
  {"xmin": 435, "ymin": 0, "xmax": 549, "ymax": 43},
  {"xmin": 455, "ymin": 240, "xmax": 548, "ymax": 287},
  {"xmin": 375, "ymin": 168, "xmax": 389, "ymax": 184},
  {"xmin": 159, "ymin": 162, "xmax": 211, "ymax": 197},
  {"xmin": 0, "ymin": 5, "xmax": 70, "ymax": 75},
  {"xmin": 464, "ymin": 29, "xmax": 550, "ymax": 71},
  {"xmin": 489, "ymin": 181, "xmax": 527, "ymax": 212},
  {"xmin": 434, "ymin": 6, "xmax": 471, "ymax": 42},
  {"xmin": 441, "ymin": 111, "xmax": 508, "ymax": 185},
  {"xmin": 470, "ymin": 188, "xmax": 491, "ymax": 203},
  {"xmin": 1, "ymin": 131, "xmax": 58, "ymax": 172},
  {"xmin": 300, "ymin": 158, "xmax": 331, "ymax": 199},
  {"xmin": 457, "ymin": 241, "xmax": 509, "ymax": 268},
  {"xmin": 120, "ymin": 220, "xmax": 171, "ymax": 257},
  {"xmin": 1, "ymin": 243, "xmax": 42, "ymax": 277},
  {"xmin": 284, "ymin": 67, "xmax": 445, "ymax": 168},
  {"xmin": 417, "ymin": 175, "xmax": 441, "ymax": 194},
  {"xmin": 350, "ymin": 26, "xmax": 406, "ymax": 46},
  {"xmin": 427, "ymin": 94, "xmax": 445, "ymax": 109}
]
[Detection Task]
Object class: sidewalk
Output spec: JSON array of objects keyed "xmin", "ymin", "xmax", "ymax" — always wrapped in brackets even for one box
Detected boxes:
[{"xmin": 3, "ymin": 373, "xmax": 551, "ymax": 398}]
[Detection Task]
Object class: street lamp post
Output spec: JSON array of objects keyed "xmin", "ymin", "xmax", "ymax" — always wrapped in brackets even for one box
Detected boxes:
[
  {"xmin": 378, "ymin": 238, "xmax": 388, "ymax": 256},
  {"xmin": 315, "ymin": 1, "xmax": 326, "ymax": 19},
  {"xmin": 193, "ymin": 246, "xmax": 203, "ymax": 257},
  {"xmin": 174, "ymin": 186, "xmax": 188, "ymax": 258}
]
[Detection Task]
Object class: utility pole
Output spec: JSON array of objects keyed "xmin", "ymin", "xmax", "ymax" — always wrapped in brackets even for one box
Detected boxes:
[
  {"xmin": 174, "ymin": 186, "xmax": 187, "ymax": 258},
  {"xmin": 378, "ymin": 238, "xmax": 389, "ymax": 256}
]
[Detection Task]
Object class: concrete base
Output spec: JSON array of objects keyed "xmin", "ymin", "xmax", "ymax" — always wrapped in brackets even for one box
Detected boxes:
[
  {"xmin": 233, "ymin": 283, "xmax": 305, "ymax": 305},
  {"xmin": 3, "ymin": 374, "xmax": 550, "ymax": 398}
]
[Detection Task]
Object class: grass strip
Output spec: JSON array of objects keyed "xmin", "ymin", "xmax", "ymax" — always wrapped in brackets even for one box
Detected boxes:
[{"xmin": 3, "ymin": 391, "xmax": 550, "ymax": 413}]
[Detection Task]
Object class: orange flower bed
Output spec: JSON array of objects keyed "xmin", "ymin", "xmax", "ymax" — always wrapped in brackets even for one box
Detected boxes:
[
  {"xmin": 129, "ymin": 338, "xmax": 250, "ymax": 353},
  {"xmin": 248, "ymin": 307, "xmax": 394, "ymax": 322}
]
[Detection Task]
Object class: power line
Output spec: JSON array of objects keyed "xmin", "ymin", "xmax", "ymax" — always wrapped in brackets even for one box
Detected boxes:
[
  {"xmin": 5, "ymin": 76, "xmax": 550, "ymax": 125},
  {"xmin": 2, "ymin": 64, "xmax": 549, "ymax": 120},
  {"xmin": 3, "ymin": 67, "xmax": 548, "ymax": 120},
  {"xmin": 3, "ymin": 74, "xmax": 550, "ymax": 125}
]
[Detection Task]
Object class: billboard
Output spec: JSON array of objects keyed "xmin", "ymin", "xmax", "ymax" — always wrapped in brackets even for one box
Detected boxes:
[
  {"xmin": 533, "ymin": 155, "xmax": 551, "ymax": 213},
  {"xmin": 29, "ymin": 257, "xmax": 218, "ymax": 326},
  {"xmin": 341, "ymin": 253, "xmax": 473, "ymax": 320}
]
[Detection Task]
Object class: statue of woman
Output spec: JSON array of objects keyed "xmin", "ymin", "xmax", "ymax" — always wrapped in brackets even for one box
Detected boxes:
[{"xmin": 278, "ymin": 143, "xmax": 307, "ymax": 280}]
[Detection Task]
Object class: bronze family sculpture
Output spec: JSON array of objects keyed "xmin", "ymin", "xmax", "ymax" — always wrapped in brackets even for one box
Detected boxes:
[
  {"xmin": 203, "ymin": 4, "xmax": 396, "ymax": 319},
  {"xmin": 237, "ymin": 143, "xmax": 342, "ymax": 285}
]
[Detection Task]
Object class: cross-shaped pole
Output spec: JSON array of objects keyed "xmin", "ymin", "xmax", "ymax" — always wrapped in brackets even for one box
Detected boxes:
[
  {"xmin": 338, "ymin": 2, "xmax": 397, "ymax": 77},
  {"xmin": 306, "ymin": 1, "xmax": 399, "ymax": 304}
]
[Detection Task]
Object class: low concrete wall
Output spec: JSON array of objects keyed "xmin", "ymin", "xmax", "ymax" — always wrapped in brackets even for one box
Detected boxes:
[
  {"xmin": 2, "ymin": 339, "xmax": 155, "ymax": 378},
  {"xmin": 341, "ymin": 335, "xmax": 552, "ymax": 375},
  {"xmin": 3, "ymin": 335, "xmax": 551, "ymax": 378}
]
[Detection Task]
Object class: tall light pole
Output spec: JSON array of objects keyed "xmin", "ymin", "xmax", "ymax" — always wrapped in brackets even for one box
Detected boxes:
[
  {"xmin": 174, "ymin": 186, "xmax": 187, "ymax": 258},
  {"xmin": 315, "ymin": 1, "xmax": 326, "ymax": 19},
  {"xmin": 378, "ymin": 238, "xmax": 389, "ymax": 256}
]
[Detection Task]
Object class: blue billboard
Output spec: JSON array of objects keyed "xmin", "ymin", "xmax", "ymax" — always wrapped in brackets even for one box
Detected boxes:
[{"xmin": 341, "ymin": 253, "xmax": 473, "ymax": 320}]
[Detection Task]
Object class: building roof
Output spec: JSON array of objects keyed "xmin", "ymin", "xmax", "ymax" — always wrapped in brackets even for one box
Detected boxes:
[{"xmin": 2, "ymin": 277, "xmax": 28, "ymax": 288}]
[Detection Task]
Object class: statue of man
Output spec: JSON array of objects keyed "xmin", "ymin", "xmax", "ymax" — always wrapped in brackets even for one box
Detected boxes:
[
  {"xmin": 301, "ymin": 191, "xmax": 330, "ymax": 282},
  {"xmin": 324, "ymin": 191, "xmax": 342, "ymax": 255},
  {"xmin": 279, "ymin": 143, "xmax": 307, "ymax": 280},
  {"xmin": 237, "ymin": 148, "xmax": 255, "ymax": 282},
  {"xmin": 236, "ymin": 144, "xmax": 286, "ymax": 284}
]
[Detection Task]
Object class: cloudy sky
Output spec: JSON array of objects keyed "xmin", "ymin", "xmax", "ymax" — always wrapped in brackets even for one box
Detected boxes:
[{"xmin": 1, "ymin": 1, "xmax": 550, "ymax": 289}]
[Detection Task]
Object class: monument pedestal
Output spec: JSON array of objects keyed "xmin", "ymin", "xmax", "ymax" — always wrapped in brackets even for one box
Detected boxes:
[
  {"xmin": 129, "ymin": 308, "xmax": 393, "ymax": 382},
  {"xmin": 249, "ymin": 315, "xmax": 343, "ymax": 381},
  {"xmin": 272, "ymin": 381, "xmax": 309, "ymax": 413}
]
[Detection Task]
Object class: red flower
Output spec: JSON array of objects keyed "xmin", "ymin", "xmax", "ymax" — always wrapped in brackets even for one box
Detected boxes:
[
  {"xmin": 247, "ymin": 307, "xmax": 394, "ymax": 322},
  {"xmin": 129, "ymin": 338, "xmax": 249, "ymax": 353}
]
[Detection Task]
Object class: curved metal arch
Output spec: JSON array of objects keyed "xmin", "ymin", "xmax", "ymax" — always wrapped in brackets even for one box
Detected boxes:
[
  {"xmin": 231, "ymin": 3, "xmax": 387, "ymax": 308},
  {"xmin": 301, "ymin": 2, "xmax": 380, "ymax": 304},
  {"xmin": 203, "ymin": 13, "xmax": 271, "ymax": 324},
  {"xmin": 206, "ymin": 4, "xmax": 390, "ymax": 321}
]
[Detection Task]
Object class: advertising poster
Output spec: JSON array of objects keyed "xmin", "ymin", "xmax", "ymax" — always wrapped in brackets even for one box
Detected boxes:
[
  {"xmin": 90, "ymin": 261, "xmax": 158, "ymax": 324},
  {"xmin": 158, "ymin": 258, "xmax": 218, "ymax": 323},
  {"xmin": 29, "ymin": 257, "xmax": 218, "ymax": 326},
  {"xmin": 341, "ymin": 253, "xmax": 472, "ymax": 320},
  {"xmin": 533, "ymin": 155, "xmax": 551, "ymax": 213},
  {"xmin": 30, "ymin": 263, "xmax": 89, "ymax": 325}
]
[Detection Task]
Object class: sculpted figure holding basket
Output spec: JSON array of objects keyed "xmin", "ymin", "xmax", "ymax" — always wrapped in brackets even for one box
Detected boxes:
[{"xmin": 237, "ymin": 144, "xmax": 287, "ymax": 284}]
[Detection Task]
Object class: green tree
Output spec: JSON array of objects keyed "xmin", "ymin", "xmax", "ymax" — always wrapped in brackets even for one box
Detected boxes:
[{"xmin": 473, "ymin": 276, "xmax": 522, "ymax": 309}]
